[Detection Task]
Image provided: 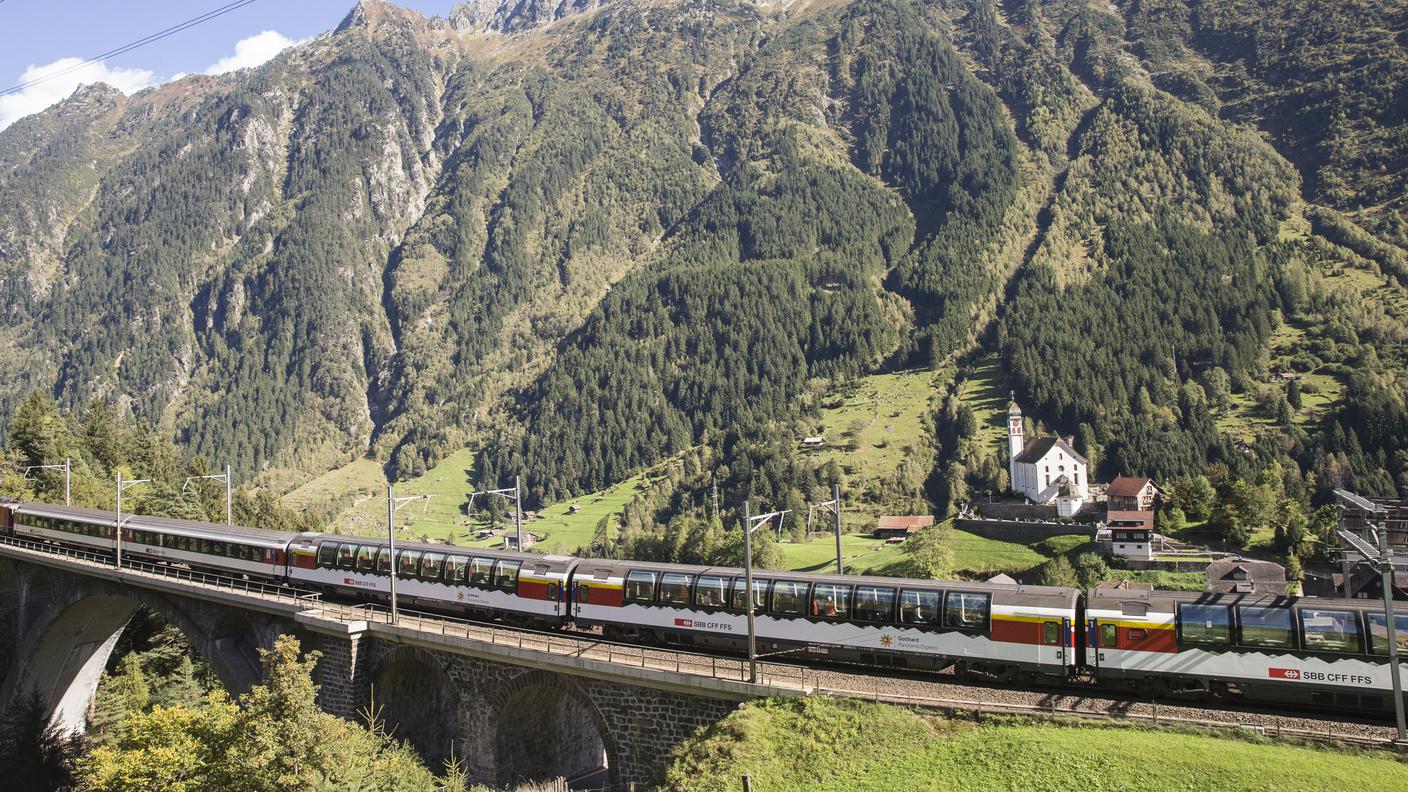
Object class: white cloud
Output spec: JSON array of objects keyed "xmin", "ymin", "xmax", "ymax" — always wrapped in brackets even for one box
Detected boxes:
[
  {"xmin": 0, "ymin": 58, "xmax": 157, "ymax": 130},
  {"xmin": 204, "ymin": 30, "xmax": 301, "ymax": 76}
]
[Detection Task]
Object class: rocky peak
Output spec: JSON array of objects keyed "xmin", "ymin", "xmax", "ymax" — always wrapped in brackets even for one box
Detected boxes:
[{"xmin": 448, "ymin": 0, "xmax": 612, "ymax": 35}]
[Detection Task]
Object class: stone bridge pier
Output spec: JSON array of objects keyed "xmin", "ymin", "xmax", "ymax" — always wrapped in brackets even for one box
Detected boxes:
[{"xmin": 304, "ymin": 620, "xmax": 744, "ymax": 789}]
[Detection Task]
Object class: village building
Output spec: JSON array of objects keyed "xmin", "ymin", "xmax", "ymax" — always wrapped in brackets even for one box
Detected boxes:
[
  {"xmin": 874, "ymin": 515, "xmax": 934, "ymax": 541},
  {"xmin": 1106, "ymin": 512, "xmax": 1154, "ymax": 560},
  {"xmin": 1206, "ymin": 557, "xmax": 1288, "ymax": 595},
  {"xmin": 1105, "ymin": 476, "xmax": 1160, "ymax": 511},
  {"xmin": 1007, "ymin": 397, "xmax": 1089, "ymax": 517}
]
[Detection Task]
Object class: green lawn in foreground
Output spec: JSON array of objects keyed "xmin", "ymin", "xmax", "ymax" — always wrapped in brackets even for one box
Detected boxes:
[
  {"xmin": 663, "ymin": 698, "xmax": 1408, "ymax": 792},
  {"xmin": 776, "ymin": 532, "xmax": 910, "ymax": 574}
]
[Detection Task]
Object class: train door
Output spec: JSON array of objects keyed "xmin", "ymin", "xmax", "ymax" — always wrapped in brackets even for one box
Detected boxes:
[
  {"xmin": 1038, "ymin": 619, "xmax": 1064, "ymax": 667},
  {"xmin": 548, "ymin": 578, "xmax": 562, "ymax": 617},
  {"xmin": 1086, "ymin": 617, "xmax": 1104, "ymax": 670},
  {"xmin": 574, "ymin": 575, "xmax": 590, "ymax": 619}
]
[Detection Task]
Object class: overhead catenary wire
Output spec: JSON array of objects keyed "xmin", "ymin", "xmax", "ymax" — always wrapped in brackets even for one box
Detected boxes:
[{"xmin": 0, "ymin": 0, "xmax": 261, "ymax": 97}]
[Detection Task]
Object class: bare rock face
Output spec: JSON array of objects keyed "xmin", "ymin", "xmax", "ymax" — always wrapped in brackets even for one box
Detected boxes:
[{"xmin": 448, "ymin": 0, "xmax": 611, "ymax": 34}]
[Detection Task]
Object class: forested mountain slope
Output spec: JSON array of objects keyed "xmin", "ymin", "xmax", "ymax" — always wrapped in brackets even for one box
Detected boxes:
[{"xmin": 0, "ymin": 0, "xmax": 1405, "ymax": 527}]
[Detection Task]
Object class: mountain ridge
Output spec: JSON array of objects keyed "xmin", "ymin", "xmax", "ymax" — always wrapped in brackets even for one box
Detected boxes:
[{"xmin": 0, "ymin": 0, "xmax": 1404, "ymax": 526}]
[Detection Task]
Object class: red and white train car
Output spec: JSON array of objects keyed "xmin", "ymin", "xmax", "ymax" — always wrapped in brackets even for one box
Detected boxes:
[
  {"xmin": 569, "ymin": 559, "xmax": 1079, "ymax": 678},
  {"xmin": 1087, "ymin": 588, "xmax": 1408, "ymax": 710},
  {"xmin": 285, "ymin": 534, "xmax": 576, "ymax": 626}
]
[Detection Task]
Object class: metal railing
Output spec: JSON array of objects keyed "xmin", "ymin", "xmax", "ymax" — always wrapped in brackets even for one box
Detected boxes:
[
  {"xmin": 0, "ymin": 534, "xmax": 322, "ymax": 608},
  {"xmin": 310, "ymin": 599, "xmax": 811, "ymax": 690}
]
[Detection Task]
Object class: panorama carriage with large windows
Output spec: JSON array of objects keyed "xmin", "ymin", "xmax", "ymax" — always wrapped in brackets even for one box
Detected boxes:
[
  {"xmin": 1087, "ymin": 587, "xmax": 1408, "ymax": 711},
  {"xmin": 568, "ymin": 559, "xmax": 1080, "ymax": 679}
]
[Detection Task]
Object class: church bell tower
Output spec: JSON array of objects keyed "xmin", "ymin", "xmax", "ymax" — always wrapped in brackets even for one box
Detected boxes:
[{"xmin": 1007, "ymin": 393, "xmax": 1023, "ymax": 494}]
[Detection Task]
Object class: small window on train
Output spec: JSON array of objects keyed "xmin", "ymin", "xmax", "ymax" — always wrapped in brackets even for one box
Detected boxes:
[
  {"xmin": 469, "ymin": 557, "xmax": 495, "ymax": 587},
  {"xmin": 210, "ymin": 541, "xmax": 226, "ymax": 557},
  {"xmin": 811, "ymin": 583, "xmax": 851, "ymax": 619},
  {"xmin": 421, "ymin": 552, "xmax": 446, "ymax": 580},
  {"xmin": 1100, "ymin": 623, "xmax": 1117, "ymax": 647},
  {"xmin": 853, "ymin": 586, "xmax": 896, "ymax": 623},
  {"xmin": 444, "ymin": 556, "xmax": 469, "ymax": 584},
  {"xmin": 770, "ymin": 581, "xmax": 807, "ymax": 616},
  {"xmin": 944, "ymin": 592, "xmax": 990, "ymax": 630},
  {"xmin": 317, "ymin": 543, "xmax": 338, "ymax": 567},
  {"xmin": 493, "ymin": 560, "xmax": 521, "ymax": 591},
  {"xmin": 534, "ymin": 563, "xmax": 550, "ymax": 575},
  {"xmin": 1128, "ymin": 628, "xmax": 1148, "ymax": 641},
  {"xmin": 1300, "ymin": 609, "xmax": 1362, "ymax": 654},
  {"xmin": 1178, "ymin": 604, "xmax": 1231, "ymax": 645},
  {"xmin": 898, "ymin": 589, "xmax": 941, "ymax": 626},
  {"xmin": 1121, "ymin": 602, "xmax": 1148, "ymax": 617},
  {"xmin": 397, "ymin": 550, "xmax": 422, "ymax": 578},
  {"xmin": 694, "ymin": 575, "xmax": 728, "ymax": 608},
  {"xmin": 376, "ymin": 548, "xmax": 391, "ymax": 575},
  {"xmin": 1043, "ymin": 621, "xmax": 1061, "ymax": 645},
  {"xmin": 1238, "ymin": 606, "xmax": 1295, "ymax": 649},
  {"xmin": 337, "ymin": 544, "xmax": 356, "ymax": 570},
  {"xmin": 356, "ymin": 545, "xmax": 376, "ymax": 573},
  {"xmin": 593, "ymin": 568, "xmax": 612, "ymax": 580},
  {"xmin": 730, "ymin": 578, "xmax": 769, "ymax": 611},
  {"xmin": 1367, "ymin": 613, "xmax": 1408, "ymax": 655},
  {"xmin": 659, "ymin": 573, "xmax": 693, "ymax": 606},
  {"xmin": 625, "ymin": 571, "xmax": 657, "ymax": 603}
]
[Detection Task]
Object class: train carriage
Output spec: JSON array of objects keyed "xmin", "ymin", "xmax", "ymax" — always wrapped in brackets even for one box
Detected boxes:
[
  {"xmin": 10, "ymin": 502, "xmax": 117, "ymax": 552},
  {"xmin": 286, "ymin": 534, "xmax": 576, "ymax": 627},
  {"xmin": 119, "ymin": 513, "xmax": 295, "ymax": 581},
  {"xmin": 1087, "ymin": 588, "xmax": 1408, "ymax": 710},
  {"xmin": 570, "ymin": 559, "xmax": 1079, "ymax": 678}
]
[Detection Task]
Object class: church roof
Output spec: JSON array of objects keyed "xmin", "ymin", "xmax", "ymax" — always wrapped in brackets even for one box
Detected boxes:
[{"xmin": 1014, "ymin": 437, "xmax": 1088, "ymax": 466}]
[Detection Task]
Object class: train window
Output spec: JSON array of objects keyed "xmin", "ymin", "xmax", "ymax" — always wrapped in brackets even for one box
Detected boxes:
[
  {"xmin": 337, "ymin": 544, "xmax": 356, "ymax": 570},
  {"xmin": 210, "ymin": 541, "xmax": 226, "ymax": 557},
  {"xmin": 1237, "ymin": 606, "xmax": 1295, "ymax": 649},
  {"xmin": 811, "ymin": 583, "xmax": 851, "ymax": 619},
  {"xmin": 493, "ymin": 560, "xmax": 521, "ymax": 592},
  {"xmin": 1100, "ymin": 623, "xmax": 1117, "ymax": 647},
  {"xmin": 421, "ymin": 552, "xmax": 446, "ymax": 580},
  {"xmin": 1043, "ymin": 621, "xmax": 1061, "ymax": 645},
  {"xmin": 694, "ymin": 575, "xmax": 728, "ymax": 608},
  {"xmin": 944, "ymin": 592, "xmax": 990, "ymax": 630},
  {"xmin": 898, "ymin": 589, "xmax": 941, "ymax": 626},
  {"xmin": 1128, "ymin": 628, "xmax": 1148, "ymax": 641},
  {"xmin": 397, "ymin": 550, "xmax": 422, "ymax": 578},
  {"xmin": 317, "ymin": 543, "xmax": 338, "ymax": 567},
  {"xmin": 730, "ymin": 578, "xmax": 769, "ymax": 612},
  {"xmin": 770, "ymin": 581, "xmax": 807, "ymax": 616},
  {"xmin": 853, "ymin": 586, "xmax": 896, "ymax": 623},
  {"xmin": 624, "ymin": 571, "xmax": 657, "ymax": 603},
  {"xmin": 1367, "ymin": 613, "xmax": 1408, "ymax": 655},
  {"xmin": 659, "ymin": 573, "xmax": 693, "ymax": 605},
  {"xmin": 444, "ymin": 556, "xmax": 469, "ymax": 584},
  {"xmin": 469, "ymin": 557, "xmax": 495, "ymax": 587},
  {"xmin": 1300, "ymin": 609, "xmax": 1362, "ymax": 654},
  {"xmin": 356, "ymin": 546, "xmax": 376, "ymax": 573},
  {"xmin": 376, "ymin": 548, "xmax": 391, "ymax": 575},
  {"xmin": 1178, "ymin": 604, "xmax": 1231, "ymax": 645}
]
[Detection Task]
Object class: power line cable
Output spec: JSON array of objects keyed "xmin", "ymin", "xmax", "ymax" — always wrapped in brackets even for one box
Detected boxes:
[{"xmin": 1, "ymin": 0, "xmax": 261, "ymax": 96}]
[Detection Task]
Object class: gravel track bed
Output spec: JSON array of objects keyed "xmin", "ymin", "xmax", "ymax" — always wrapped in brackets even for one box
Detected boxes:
[{"xmin": 801, "ymin": 665, "xmax": 1399, "ymax": 742}]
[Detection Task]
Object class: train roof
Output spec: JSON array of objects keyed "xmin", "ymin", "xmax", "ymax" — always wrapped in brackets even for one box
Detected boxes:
[
  {"xmin": 576, "ymin": 557, "xmax": 1080, "ymax": 606},
  {"xmin": 1087, "ymin": 586, "xmax": 1408, "ymax": 613},
  {"xmin": 296, "ymin": 533, "xmax": 577, "ymax": 571},
  {"xmin": 16, "ymin": 501, "xmax": 299, "ymax": 547}
]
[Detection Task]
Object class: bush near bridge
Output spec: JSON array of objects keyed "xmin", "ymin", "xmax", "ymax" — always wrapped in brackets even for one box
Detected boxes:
[{"xmin": 662, "ymin": 698, "xmax": 1408, "ymax": 791}]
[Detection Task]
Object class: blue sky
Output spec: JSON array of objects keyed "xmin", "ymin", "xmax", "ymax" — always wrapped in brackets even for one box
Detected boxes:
[{"xmin": 0, "ymin": 1, "xmax": 462, "ymax": 128}]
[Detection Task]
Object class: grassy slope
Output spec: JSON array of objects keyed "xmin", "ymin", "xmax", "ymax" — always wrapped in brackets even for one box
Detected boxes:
[
  {"xmin": 955, "ymin": 354, "xmax": 1012, "ymax": 462},
  {"xmin": 663, "ymin": 698, "xmax": 1408, "ymax": 791},
  {"xmin": 804, "ymin": 368, "xmax": 948, "ymax": 519},
  {"xmin": 279, "ymin": 449, "xmax": 661, "ymax": 554}
]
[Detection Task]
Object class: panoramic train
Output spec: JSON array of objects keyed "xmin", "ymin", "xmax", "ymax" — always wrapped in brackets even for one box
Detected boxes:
[{"xmin": 3, "ymin": 498, "xmax": 1405, "ymax": 714}]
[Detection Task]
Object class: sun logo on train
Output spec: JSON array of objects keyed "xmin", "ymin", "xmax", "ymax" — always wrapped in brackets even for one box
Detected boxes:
[{"xmin": 879, "ymin": 633, "xmax": 893, "ymax": 648}]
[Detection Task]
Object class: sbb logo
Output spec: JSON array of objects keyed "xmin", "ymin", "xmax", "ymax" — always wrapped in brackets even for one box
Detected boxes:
[
  {"xmin": 1269, "ymin": 667, "xmax": 1301, "ymax": 680},
  {"xmin": 674, "ymin": 618, "xmax": 693, "ymax": 628}
]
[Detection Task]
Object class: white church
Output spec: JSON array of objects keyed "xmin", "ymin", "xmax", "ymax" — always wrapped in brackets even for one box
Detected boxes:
[{"xmin": 1008, "ymin": 397, "xmax": 1089, "ymax": 517}]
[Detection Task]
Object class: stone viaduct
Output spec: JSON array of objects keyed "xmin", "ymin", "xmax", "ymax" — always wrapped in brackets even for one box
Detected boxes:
[{"xmin": 0, "ymin": 541, "xmax": 805, "ymax": 789}]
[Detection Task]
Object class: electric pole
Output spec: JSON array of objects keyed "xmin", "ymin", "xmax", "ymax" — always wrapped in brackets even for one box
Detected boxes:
[
  {"xmin": 115, "ymin": 473, "xmax": 151, "ymax": 570},
  {"xmin": 387, "ymin": 487, "xmax": 430, "ymax": 625},
  {"xmin": 743, "ymin": 499, "xmax": 757, "ymax": 684}
]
